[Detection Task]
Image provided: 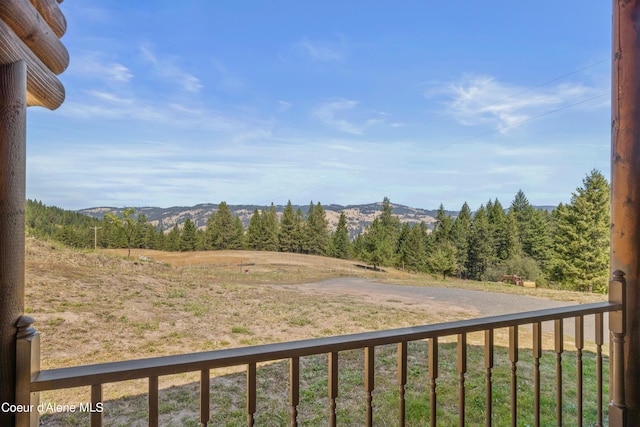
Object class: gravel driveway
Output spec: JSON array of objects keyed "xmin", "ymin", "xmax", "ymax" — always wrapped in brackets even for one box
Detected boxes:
[{"xmin": 287, "ymin": 277, "xmax": 608, "ymax": 343}]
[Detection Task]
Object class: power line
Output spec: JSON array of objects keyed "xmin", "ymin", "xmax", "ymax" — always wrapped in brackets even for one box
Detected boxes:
[
  {"xmin": 463, "ymin": 58, "xmax": 609, "ymax": 118},
  {"xmin": 453, "ymin": 93, "xmax": 607, "ymax": 144}
]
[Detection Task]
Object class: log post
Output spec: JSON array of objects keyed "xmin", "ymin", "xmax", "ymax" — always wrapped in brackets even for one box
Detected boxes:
[
  {"xmin": 15, "ymin": 315, "xmax": 40, "ymax": 427},
  {"xmin": 0, "ymin": 60, "xmax": 27, "ymax": 427},
  {"xmin": 611, "ymin": 0, "xmax": 640, "ymax": 424}
]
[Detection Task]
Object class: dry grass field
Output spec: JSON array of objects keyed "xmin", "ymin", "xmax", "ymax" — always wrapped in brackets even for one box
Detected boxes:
[
  {"xmin": 25, "ymin": 238, "xmax": 608, "ymax": 426},
  {"xmin": 26, "ymin": 239, "xmax": 459, "ymax": 369}
]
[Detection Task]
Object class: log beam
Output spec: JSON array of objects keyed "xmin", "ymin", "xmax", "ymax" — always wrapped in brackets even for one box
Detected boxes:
[
  {"xmin": 0, "ymin": 17, "xmax": 64, "ymax": 110},
  {"xmin": 0, "ymin": 0, "xmax": 68, "ymax": 74},
  {"xmin": 29, "ymin": 0, "xmax": 67, "ymax": 38}
]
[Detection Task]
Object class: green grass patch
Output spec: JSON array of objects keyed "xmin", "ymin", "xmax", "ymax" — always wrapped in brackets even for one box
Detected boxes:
[{"xmin": 231, "ymin": 326, "xmax": 251, "ymax": 334}]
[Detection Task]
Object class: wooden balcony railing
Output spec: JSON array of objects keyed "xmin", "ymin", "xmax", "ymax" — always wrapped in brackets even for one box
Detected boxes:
[{"xmin": 15, "ymin": 290, "xmax": 624, "ymax": 427}]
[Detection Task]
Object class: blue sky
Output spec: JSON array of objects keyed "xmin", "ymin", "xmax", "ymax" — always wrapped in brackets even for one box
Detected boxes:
[{"xmin": 27, "ymin": 1, "xmax": 611, "ymax": 211}]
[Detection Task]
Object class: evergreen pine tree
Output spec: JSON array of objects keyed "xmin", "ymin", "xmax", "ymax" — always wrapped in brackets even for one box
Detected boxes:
[
  {"xmin": 380, "ymin": 197, "xmax": 401, "ymax": 245},
  {"xmin": 155, "ymin": 226, "xmax": 166, "ymax": 250},
  {"xmin": 551, "ymin": 170, "xmax": 610, "ymax": 292},
  {"xmin": 206, "ymin": 202, "xmax": 243, "ymax": 250},
  {"xmin": 331, "ymin": 212, "xmax": 351, "ymax": 259},
  {"xmin": 466, "ymin": 205, "xmax": 495, "ymax": 280},
  {"xmin": 143, "ymin": 221, "xmax": 158, "ymax": 249},
  {"xmin": 432, "ymin": 203, "xmax": 453, "ymax": 243},
  {"xmin": 488, "ymin": 199, "xmax": 520, "ymax": 261},
  {"xmin": 427, "ymin": 241, "xmax": 457, "ymax": 279},
  {"xmin": 352, "ymin": 233, "xmax": 365, "ymax": 260},
  {"xmin": 303, "ymin": 202, "xmax": 330, "ymax": 255},
  {"xmin": 245, "ymin": 209, "xmax": 264, "ymax": 250},
  {"xmin": 262, "ymin": 203, "xmax": 279, "ymax": 251},
  {"xmin": 196, "ymin": 229, "xmax": 207, "ymax": 251},
  {"xmin": 510, "ymin": 190, "xmax": 536, "ymax": 257},
  {"xmin": 165, "ymin": 224, "xmax": 181, "ymax": 251},
  {"xmin": 360, "ymin": 198, "xmax": 401, "ymax": 268},
  {"xmin": 232, "ymin": 217, "xmax": 245, "ymax": 249},
  {"xmin": 450, "ymin": 202, "xmax": 472, "ymax": 278},
  {"xmin": 180, "ymin": 218, "xmax": 197, "ymax": 251},
  {"xmin": 361, "ymin": 217, "xmax": 394, "ymax": 269},
  {"xmin": 527, "ymin": 209, "xmax": 553, "ymax": 273},
  {"xmin": 397, "ymin": 223, "xmax": 427, "ymax": 272},
  {"xmin": 279, "ymin": 201, "xmax": 298, "ymax": 252},
  {"xmin": 395, "ymin": 223, "xmax": 412, "ymax": 270},
  {"xmin": 293, "ymin": 208, "xmax": 305, "ymax": 253}
]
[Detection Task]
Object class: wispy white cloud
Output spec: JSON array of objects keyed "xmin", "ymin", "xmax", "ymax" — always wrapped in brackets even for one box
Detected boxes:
[
  {"xmin": 211, "ymin": 60, "xmax": 245, "ymax": 91},
  {"xmin": 312, "ymin": 99, "xmax": 384, "ymax": 135},
  {"xmin": 295, "ymin": 38, "xmax": 345, "ymax": 61},
  {"xmin": 313, "ymin": 99, "xmax": 361, "ymax": 134},
  {"xmin": 140, "ymin": 45, "xmax": 203, "ymax": 93},
  {"xmin": 327, "ymin": 144, "xmax": 361, "ymax": 153},
  {"xmin": 433, "ymin": 75, "xmax": 603, "ymax": 134},
  {"xmin": 59, "ymin": 92, "xmax": 269, "ymax": 137},
  {"xmin": 85, "ymin": 90, "xmax": 133, "ymax": 105},
  {"xmin": 71, "ymin": 53, "xmax": 133, "ymax": 83},
  {"xmin": 277, "ymin": 100, "xmax": 292, "ymax": 113}
]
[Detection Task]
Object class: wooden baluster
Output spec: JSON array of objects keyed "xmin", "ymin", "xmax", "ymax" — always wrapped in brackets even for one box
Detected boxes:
[
  {"xmin": 608, "ymin": 270, "xmax": 627, "ymax": 426},
  {"xmin": 595, "ymin": 312, "xmax": 603, "ymax": 427},
  {"xmin": 397, "ymin": 341, "xmax": 408, "ymax": 427},
  {"xmin": 200, "ymin": 369, "xmax": 210, "ymax": 427},
  {"xmin": 149, "ymin": 376, "xmax": 159, "ymax": 427},
  {"xmin": 457, "ymin": 333, "xmax": 467, "ymax": 427},
  {"xmin": 91, "ymin": 384, "xmax": 103, "ymax": 427},
  {"xmin": 247, "ymin": 362, "xmax": 256, "ymax": 426},
  {"xmin": 428, "ymin": 337, "xmax": 438, "ymax": 427},
  {"xmin": 290, "ymin": 356, "xmax": 300, "ymax": 427},
  {"xmin": 509, "ymin": 326, "xmax": 518, "ymax": 427},
  {"xmin": 533, "ymin": 322, "xmax": 541, "ymax": 427},
  {"xmin": 364, "ymin": 346, "xmax": 375, "ymax": 427},
  {"xmin": 554, "ymin": 319, "xmax": 563, "ymax": 427},
  {"xmin": 575, "ymin": 316, "xmax": 584, "ymax": 426},
  {"xmin": 328, "ymin": 352, "xmax": 338, "ymax": 427},
  {"xmin": 485, "ymin": 329, "xmax": 494, "ymax": 427}
]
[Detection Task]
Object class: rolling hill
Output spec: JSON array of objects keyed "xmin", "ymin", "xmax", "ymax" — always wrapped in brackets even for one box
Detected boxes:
[{"xmin": 78, "ymin": 202, "xmax": 447, "ymax": 238}]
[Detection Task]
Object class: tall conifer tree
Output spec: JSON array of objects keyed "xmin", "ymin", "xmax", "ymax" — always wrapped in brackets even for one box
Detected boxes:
[
  {"xmin": 466, "ymin": 205, "xmax": 495, "ymax": 280},
  {"xmin": 262, "ymin": 203, "xmax": 279, "ymax": 251},
  {"xmin": 180, "ymin": 218, "xmax": 197, "ymax": 251},
  {"xmin": 206, "ymin": 202, "xmax": 243, "ymax": 250},
  {"xmin": 303, "ymin": 202, "xmax": 329, "ymax": 255},
  {"xmin": 246, "ymin": 209, "xmax": 264, "ymax": 250},
  {"xmin": 331, "ymin": 212, "xmax": 351, "ymax": 259},
  {"xmin": 450, "ymin": 202, "xmax": 472, "ymax": 277},
  {"xmin": 279, "ymin": 201, "xmax": 298, "ymax": 252},
  {"xmin": 551, "ymin": 170, "xmax": 610, "ymax": 292}
]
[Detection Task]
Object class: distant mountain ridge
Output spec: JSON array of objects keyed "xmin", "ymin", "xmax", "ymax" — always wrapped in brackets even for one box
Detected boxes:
[
  {"xmin": 78, "ymin": 202, "xmax": 449, "ymax": 238},
  {"xmin": 78, "ymin": 202, "xmax": 556, "ymax": 238}
]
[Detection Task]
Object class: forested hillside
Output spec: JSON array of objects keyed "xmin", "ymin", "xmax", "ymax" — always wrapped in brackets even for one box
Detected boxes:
[
  {"xmin": 79, "ymin": 202, "xmax": 442, "ymax": 238},
  {"xmin": 26, "ymin": 170, "xmax": 610, "ymax": 292}
]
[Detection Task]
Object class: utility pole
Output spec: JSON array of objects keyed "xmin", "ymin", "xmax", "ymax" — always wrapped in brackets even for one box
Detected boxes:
[{"xmin": 90, "ymin": 226, "xmax": 101, "ymax": 250}]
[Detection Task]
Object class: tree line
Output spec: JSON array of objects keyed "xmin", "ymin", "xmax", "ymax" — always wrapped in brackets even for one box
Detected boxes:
[
  {"xmin": 354, "ymin": 169, "xmax": 609, "ymax": 293},
  {"xmin": 26, "ymin": 169, "xmax": 610, "ymax": 292}
]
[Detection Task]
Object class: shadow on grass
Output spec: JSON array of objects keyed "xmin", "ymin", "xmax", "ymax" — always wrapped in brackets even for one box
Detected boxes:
[{"xmin": 39, "ymin": 341, "xmax": 609, "ymax": 427}]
